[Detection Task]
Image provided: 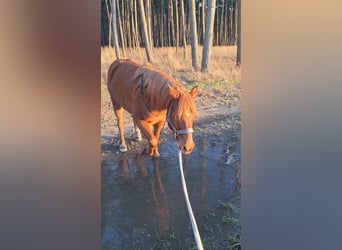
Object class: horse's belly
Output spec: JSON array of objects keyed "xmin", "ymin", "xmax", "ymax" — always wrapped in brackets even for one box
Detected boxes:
[
  {"xmin": 136, "ymin": 111, "xmax": 166, "ymax": 125},
  {"xmin": 110, "ymin": 83, "xmax": 136, "ymax": 113}
]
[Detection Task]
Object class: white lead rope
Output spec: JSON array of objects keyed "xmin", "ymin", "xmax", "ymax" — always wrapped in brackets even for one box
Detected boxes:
[{"xmin": 178, "ymin": 150, "xmax": 204, "ymax": 250}]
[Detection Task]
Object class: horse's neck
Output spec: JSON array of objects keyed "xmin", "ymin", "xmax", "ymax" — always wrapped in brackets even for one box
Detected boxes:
[{"xmin": 167, "ymin": 93, "xmax": 181, "ymax": 110}]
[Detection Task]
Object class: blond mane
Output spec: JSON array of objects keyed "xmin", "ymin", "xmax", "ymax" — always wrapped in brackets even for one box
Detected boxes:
[{"xmin": 132, "ymin": 63, "xmax": 197, "ymax": 120}]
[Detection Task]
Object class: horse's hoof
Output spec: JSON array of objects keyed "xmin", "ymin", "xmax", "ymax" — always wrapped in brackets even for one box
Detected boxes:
[
  {"xmin": 119, "ymin": 144, "xmax": 128, "ymax": 152},
  {"xmin": 135, "ymin": 128, "xmax": 142, "ymax": 141},
  {"xmin": 142, "ymin": 148, "xmax": 154, "ymax": 156}
]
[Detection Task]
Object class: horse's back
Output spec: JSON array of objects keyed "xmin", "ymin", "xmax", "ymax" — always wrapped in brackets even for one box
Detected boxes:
[
  {"xmin": 107, "ymin": 59, "xmax": 141, "ymax": 111},
  {"xmin": 107, "ymin": 59, "xmax": 140, "ymax": 89},
  {"xmin": 107, "ymin": 59, "xmax": 176, "ymax": 120}
]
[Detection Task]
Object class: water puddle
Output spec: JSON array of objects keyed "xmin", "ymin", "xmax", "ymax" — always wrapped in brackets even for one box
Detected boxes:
[{"xmin": 102, "ymin": 128, "xmax": 240, "ymax": 249}]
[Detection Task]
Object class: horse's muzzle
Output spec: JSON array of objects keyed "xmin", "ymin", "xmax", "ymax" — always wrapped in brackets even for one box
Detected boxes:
[{"xmin": 181, "ymin": 143, "xmax": 194, "ymax": 154}]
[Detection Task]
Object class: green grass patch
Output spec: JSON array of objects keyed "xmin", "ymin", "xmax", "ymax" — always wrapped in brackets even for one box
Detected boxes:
[
  {"xmin": 218, "ymin": 200, "xmax": 234, "ymax": 211},
  {"xmin": 183, "ymin": 80, "xmax": 238, "ymax": 91},
  {"xmin": 152, "ymin": 230, "xmax": 178, "ymax": 250},
  {"xmin": 222, "ymin": 216, "xmax": 238, "ymax": 226},
  {"xmin": 226, "ymin": 234, "xmax": 241, "ymax": 250}
]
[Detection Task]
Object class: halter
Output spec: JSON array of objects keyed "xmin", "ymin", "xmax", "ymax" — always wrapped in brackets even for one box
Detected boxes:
[{"xmin": 166, "ymin": 104, "xmax": 194, "ymax": 137}]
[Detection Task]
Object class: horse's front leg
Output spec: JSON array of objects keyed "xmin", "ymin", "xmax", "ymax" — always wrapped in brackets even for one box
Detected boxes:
[
  {"xmin": 134, "ymin": 119, "xmax": 159, "ymax": 157},
  {"xmin": 113, "ymin": 105, "xmax": 127, "ymax": 152},
  {"xmin": 152, "ymin": 121, "xmax": 165, "ymax": 157}
]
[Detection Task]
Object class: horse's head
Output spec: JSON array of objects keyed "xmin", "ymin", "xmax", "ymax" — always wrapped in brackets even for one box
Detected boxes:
[{"xmin": 167, "ymin": 85, "xmax": 199, "ymax": 154}]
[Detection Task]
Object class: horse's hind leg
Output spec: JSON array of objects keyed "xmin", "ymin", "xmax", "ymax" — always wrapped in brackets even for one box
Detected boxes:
[
  {"xmin": 133, "ymin": 119, "xmax": 142, "ymax": 141},
  {"xmin": 113, "ymin": 105, "xmax": 127, "ymax": 152}
]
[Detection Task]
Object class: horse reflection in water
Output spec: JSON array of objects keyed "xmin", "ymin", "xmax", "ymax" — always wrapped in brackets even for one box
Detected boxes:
[{"xmin": 117, "ymin": 154, "xmax": 170, "ymax": 239}]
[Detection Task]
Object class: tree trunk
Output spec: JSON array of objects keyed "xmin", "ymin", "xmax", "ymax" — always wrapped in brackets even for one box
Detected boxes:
[
  {"xmin": 201, "ymin": 0, "xmax": 206, "ymax": 44},
  {"xmin": 228, "ymin": 3, "xmax": 233, "ymax": 44},
  {"xmin": 167, "ymin": 1, "xmax": 171, "ymax": 46},
  {"xmin": 146, "ymin": 0, "xmax": 153, "ymax": 49},
  {"xmin": 220, "ymin": 0, "xmax": 225, "ymax": 44},
  {"xmin": 105, "ymin": 0, "xmax": 112, "ymax": 47},
  {"xmin": 129, "ymin": 0, "xmax": 136, "ymax": 49},
  {"xmin": 223, "ymin": 0, "xmax": 228, "ymax": 45},
  {"xmin": 117, "ymin": 0, "xmax": 126, "ymax": 56},
  {"xmin": 175, "ymin": 0, "xmax": 179, "ymax": 53},
  {"xmin": 201, "ymin": 0, "xmax": 216, "ymax": 72},
  {"xmin": 124, "ymin": 0, "xmax": 132, "ymax": 50},
  {"xmin": 160, "ymin": 0, "xmax": 164, "ymax": 47},
  {"xmin": 111, "ymin": 0, "xmax": 120, "ymax": 59},
  {"xmin": 236, "ymin": 0, "xmax": 241, "ymax": 66},
  {"xmin": 137, "ymin": 0, "xmax": 154, "ymax": 62},
  {"xmin": 133, "ymin": 0, "xmax": 141, "ymax": 56},
  {"xmin": 168, "ymin": 0, "xmax": 174, "ymax": 46},
  {"xmin": 197, "ymin": 1, "xmax": 201, "ymax": 43},
  {"xmin": 233, "ymin": 0, "xmax": 237, "ymax": 44},
  {"xmin": 180, "ymin": 0, "xmax": 187, "ymax": 56},
  {"xmin": 189, "ymin": 0, "xmax": 199, "ymax": 70}
]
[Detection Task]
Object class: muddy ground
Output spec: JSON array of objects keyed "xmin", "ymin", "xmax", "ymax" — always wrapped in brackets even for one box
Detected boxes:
[{"xmin": 101, "ymin": 81, "xmax": 241, "ymax": 249}]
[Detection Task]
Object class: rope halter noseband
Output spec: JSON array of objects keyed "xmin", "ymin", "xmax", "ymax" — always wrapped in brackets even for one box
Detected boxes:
[{"xmin": 166, "ymin": 104, "xmax": 194, "ymax": 137}]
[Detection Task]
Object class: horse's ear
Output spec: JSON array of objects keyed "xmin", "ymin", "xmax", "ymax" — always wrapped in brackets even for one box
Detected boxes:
[
  {"xmin": 190, "ymin": 86, "xmax": 199, "ymax": 98},
  {"xmin": 168, "ymin": 85, "xmax": 181, "ymax": 99}
]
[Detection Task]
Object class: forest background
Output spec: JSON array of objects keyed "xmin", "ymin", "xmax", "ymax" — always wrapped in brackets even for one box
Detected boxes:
[{"xmin": 101, "ymin": 0, "xmax": 241, "ymax": 70}]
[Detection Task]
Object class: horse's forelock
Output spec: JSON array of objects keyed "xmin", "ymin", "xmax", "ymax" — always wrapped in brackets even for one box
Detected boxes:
[{"xmin": 175, "ymin": 92, "xmax": 197, "ymax": 120}]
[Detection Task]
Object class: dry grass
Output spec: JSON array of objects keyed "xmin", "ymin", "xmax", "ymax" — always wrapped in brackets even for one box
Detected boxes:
[{"xmin": 101, "ymin": 46, "xmax": 240, "ymax": 86}]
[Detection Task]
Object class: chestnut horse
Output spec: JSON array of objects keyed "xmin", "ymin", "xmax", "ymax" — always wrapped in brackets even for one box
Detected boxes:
[{"xmin": 107, "ymin": 59, "xmax": 198, "ymax": 157}]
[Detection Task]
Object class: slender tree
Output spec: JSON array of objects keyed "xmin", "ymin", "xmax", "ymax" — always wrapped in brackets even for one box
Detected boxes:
[
  {"xmin": 146, "ymin": 0, "xmax": 153, "ymax": 49},
  {"xmin": 124, "ymin": 0, "xmax": 132, "ymax": 50},
  {"xmin": 129, "ymin": 0, "xmax": 135, "ymax": 48},
  {"xmin": 228, "ymin": 2, "xmax": 233, "ymax": 44},
  {"xmin": 197, "ymin": 1, "xmax": 201, "ymax": 43},
  {"xmin": 179, "ymin": 0, "xmax": 187, "ymax": 56},
  {"xmin": 223, "ymin": 0, "xmax": 228, "ymax": 44},
  {"xmin": 201, "ymin": 0, "xmax": 206, "ymax": 44},
  {"xmin": 137, "ymin": 0, "xmax": 154, "ymax": 62},
  {"xmin": 111, "ymin": 0, "xmax": 120, "ymax": 59},
  {"xmin": 105, "ymin": 0, "xmax": 112, "ymax": 47},
  {"xmin": 160, "ymin": 0, "xmax": 165, "ymax": 47},
  {"xmin": 189, "ymin": 0, "xmax": 199, "ymax": 70},
  {"xmin": 219, "ymin": 0, "xmax": 225, "ymax": 44},
  {"xmin": 134, "ymin": 0, "xmax": 140, "ymax": 46},
  {"xmin": 133, "ymin": 0, "xmax": 141, "ymax": 56},
  {"xmin": 236, "ymin": 0, "xmax": 241, "ymax": 66},
  {"xmin": 117, "ymin": 0, "xmax": 126, "ymax": 56},
  {"xmin": 175, "ymin": 0, "xmax": 179, "ymax": 53},
  {"xmin": 171, "ymin": 0, "xmax": 175, "ymax": 47},
  {"xmin": 201, "ymin": 0, "xmax": 216, "ymax": 72},
  {"xmin": 233, "ymin": 0, "xmax": 237, "ymax": 44}
]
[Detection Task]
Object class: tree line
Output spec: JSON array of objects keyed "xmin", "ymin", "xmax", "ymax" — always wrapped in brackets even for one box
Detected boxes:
[{"xmin": 101, "ymin": 0, "xmax": 241, "ymax": 71}]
